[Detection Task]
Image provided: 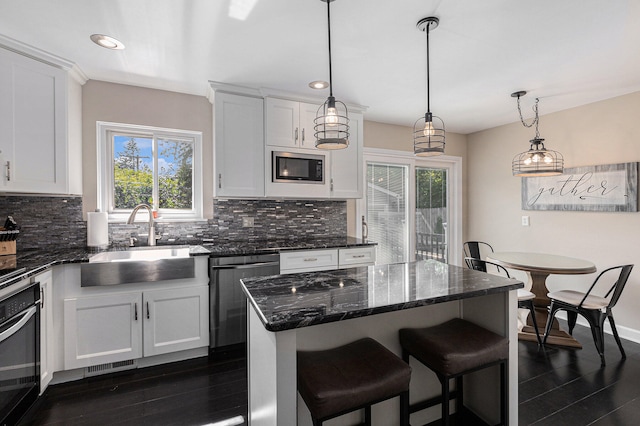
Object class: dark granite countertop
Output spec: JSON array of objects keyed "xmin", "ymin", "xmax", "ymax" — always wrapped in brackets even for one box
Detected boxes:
[
  {"xmin": 241, "ymin": 260, "xmax": 524, "ymax": 332},
  {"xmin": 0, "ymin": 237, "xmax": 374, "ymax": 290}
]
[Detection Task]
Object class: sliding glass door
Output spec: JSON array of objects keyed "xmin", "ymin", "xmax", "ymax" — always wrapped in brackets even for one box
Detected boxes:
[
  {"xmin": 361, "ymin": 150, "xmax": 460, "ymax": 266},
  {"xmin": 415, "ymin": 167, "xmax": 448, "ymax": 263},
  {"xmin": 366, "ymin": 163, "xmax": 409, "ymax": 264}
]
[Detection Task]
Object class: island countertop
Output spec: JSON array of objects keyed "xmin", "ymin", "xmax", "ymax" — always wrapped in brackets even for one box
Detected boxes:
[{"xmin": 241, "ymin": 259, "xmax": 524, "ymax": 332}]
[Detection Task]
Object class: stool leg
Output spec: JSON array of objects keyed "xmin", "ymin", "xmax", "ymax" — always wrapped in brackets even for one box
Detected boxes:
[
  {"xmin": 500, "ymin": 361, "xmax": 508, "ymax": 426},
  {"xmin": 456, "ymin": 375, "xmax": 463, "ymax": 421},
  {"xmin": 364, "ymin": 406, "xmax": 371, "ymax": 426},
  {"xmin": 440, "ymin": 376, "xmax": 450, "ymax": 426},
  {"xmin": 400, "ymin": 390, "xmax": 410, "ymax": 426}
]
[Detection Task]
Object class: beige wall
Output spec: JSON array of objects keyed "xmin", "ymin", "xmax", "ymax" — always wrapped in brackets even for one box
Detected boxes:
[
  {"xmin": 467, "ymin": 91, "xmax": 640, "ymax": 335},
  {"xmin": 81, "ymin": 80, "xmax": 213, "ymax": 218}
]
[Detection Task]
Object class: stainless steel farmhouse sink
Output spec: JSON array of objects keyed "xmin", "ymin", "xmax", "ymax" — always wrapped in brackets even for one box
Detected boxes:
[{"xmin": 81, "ymin": 246, "xmax": 195, "ymax": 287}]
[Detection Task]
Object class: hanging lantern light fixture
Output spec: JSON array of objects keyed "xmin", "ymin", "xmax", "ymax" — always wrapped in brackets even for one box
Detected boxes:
[
  {"xmin": 315, "ymin": 0, "xmax": 349, "ymax": 150},
  {"xmin": 414, "ymin": 17, "xmax": 445, "ymax": 156},
  {"xmin": 511, "ymin": 91, "xmax": 563, "ymax": 177}
]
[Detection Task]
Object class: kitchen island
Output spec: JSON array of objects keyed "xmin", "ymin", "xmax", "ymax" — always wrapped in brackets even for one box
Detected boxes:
[{"xmin": 241, "ymin": 260, "xmax": 523, "ymax": 426}]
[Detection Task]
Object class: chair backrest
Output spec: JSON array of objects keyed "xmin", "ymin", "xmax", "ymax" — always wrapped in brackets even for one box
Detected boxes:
[
  {"xmin": 463, "ymin": 241, "xmax": 494, "ymax": 261},
  {"xmin": 581, "ymin": 264, "xmax": 634, "ymax": 309},
  {"xmin": 464, "ymin": 257, "xmax": 511, "ymax": 278}
]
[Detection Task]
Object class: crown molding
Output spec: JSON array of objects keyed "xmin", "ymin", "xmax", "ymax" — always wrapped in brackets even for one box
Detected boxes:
[{"xmin": 0, "ymin": 34, "xmax": 87, "ymax": 84}]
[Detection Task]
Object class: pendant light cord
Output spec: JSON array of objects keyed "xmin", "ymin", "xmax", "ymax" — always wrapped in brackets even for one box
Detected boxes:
[
  {"xmin": 426, "ymin": 23, "xmax": 430, "ymax": 114},
  {"xmin": 326, "ymin": 0, "xmax": 333, "ymax": 98}
]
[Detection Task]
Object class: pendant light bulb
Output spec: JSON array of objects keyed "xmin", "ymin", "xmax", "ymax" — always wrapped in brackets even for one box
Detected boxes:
[
  {"xmin": 423, "ymin": 120, "xmax": 435, "ymax": 136},
  {"xmin": 325, "ymin": 106, "xmax": 339, "ymax": 126}
]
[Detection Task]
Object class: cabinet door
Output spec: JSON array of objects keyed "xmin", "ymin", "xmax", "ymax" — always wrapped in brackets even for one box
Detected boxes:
[
  {"xmin": 299, "ymin": 101, "xmax": 321, "ymax": 149},
  {"xmin": 265, "ymin": 97, "xmax": 299, "ymax": 148},
  {"xmin": 214, "ymin": 92, "xmax": 264, "ymax": 197},
  {"xmin": 330, "ymin": 112, "xmax": 363, "ymax": 199},
  {"xmin": 63, "ymin": 292, "xmax": 142, "ymax": 370},
  {"xmin": 143, "ymin": 286, "xmax": 209, "ymax": 357},
  {"xmin": 37, "ymin": 271, "xmax": 54, "ymax": 394},
  {"xmin": 0, "ymin": 48, "xmax": 68, "ymax": 194}
]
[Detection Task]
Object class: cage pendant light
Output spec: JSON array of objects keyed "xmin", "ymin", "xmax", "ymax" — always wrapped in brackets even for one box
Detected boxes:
[
  {"xmin": 414, "ymin": 17, "xmax": 445, "ymax": 157},
  {"xmin": 315, "ymin": 0, "xmax": 349, "ymax": 150},
  {"xmin": 511, "ymin": 91, "xmax": 563, "ymax": 177}
]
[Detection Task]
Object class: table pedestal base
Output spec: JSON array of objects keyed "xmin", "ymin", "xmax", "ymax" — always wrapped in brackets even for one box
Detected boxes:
[{"xmin": 519, "ymin": 306, "xmax": 582, "ymax": 348}]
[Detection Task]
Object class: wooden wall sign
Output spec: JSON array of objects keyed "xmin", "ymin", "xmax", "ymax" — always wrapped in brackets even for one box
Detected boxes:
[{"xmin": 521, "ymin": 162, "xmax": 639, "ymax": 212}]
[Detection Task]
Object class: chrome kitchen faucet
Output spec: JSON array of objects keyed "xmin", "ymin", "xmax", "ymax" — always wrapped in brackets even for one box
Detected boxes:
[{"xmin": 126, "ymin": 204, "xmax": 157, "ymax": 246}]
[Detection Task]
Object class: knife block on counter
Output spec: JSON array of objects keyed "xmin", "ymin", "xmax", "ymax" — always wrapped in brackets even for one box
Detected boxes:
[{"xmin": 0, "ymin": 230, "xmax": 18, "ymax": 256}]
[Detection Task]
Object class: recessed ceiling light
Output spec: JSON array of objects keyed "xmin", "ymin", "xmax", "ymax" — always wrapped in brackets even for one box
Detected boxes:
[
  {"xmin": 309, "ymin": 80, "xmax": 329, "ymax": 90},
  {"xmin": 90, "ymin": 34, "xmax": 125, "ymax": 50}
]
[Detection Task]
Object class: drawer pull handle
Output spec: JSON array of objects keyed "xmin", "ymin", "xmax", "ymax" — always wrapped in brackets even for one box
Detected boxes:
[
  {"xmin": 303, "ymin": 258, "xmax": 318, "ymax": 262},
  {"xmin": 352, "ymin": 254, "xmax": 365, "ymax": 258}
]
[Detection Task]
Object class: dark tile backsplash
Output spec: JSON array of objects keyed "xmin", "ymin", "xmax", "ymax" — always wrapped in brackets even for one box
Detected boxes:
[
  {"xmin": 0, "ymin": 195, "xmax": 347, "ymax": 250},
  {"xmin": 0, "ymin": 195, "xmax": 85, "ymax": 251}
]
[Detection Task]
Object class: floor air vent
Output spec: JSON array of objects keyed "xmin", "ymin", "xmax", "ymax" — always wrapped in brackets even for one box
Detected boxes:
[{"xmin": 85, "ymin": 359, "xmax": 137, "ymax": 377}]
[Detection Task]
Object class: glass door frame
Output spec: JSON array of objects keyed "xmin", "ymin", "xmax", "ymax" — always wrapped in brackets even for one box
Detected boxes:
[{"xmin": 357, "ymin": 148, "xmax": 463, "ymax": 267}]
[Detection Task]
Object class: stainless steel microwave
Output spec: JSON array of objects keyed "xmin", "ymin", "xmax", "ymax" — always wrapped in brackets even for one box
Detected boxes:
[{"xmin": 272, "ymin": 151, "xmax": 325, "ymax": 184}]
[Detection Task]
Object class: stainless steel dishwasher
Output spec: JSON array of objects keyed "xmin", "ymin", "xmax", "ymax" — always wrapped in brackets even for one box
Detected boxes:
[{"xmin": 209, "ymin": 253, "xmax": 280, "ymax": 350}]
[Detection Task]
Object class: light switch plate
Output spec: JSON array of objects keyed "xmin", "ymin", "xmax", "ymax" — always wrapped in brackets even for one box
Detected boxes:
[
  {"xmin": 521, "ymin": 216, "xmax": 530, "ymax": 226},
  {"xmin": 242, "ymin": 217, "xmax": 255, "ymax": 227}
]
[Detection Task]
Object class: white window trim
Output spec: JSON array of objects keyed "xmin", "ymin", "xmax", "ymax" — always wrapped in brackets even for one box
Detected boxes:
[
  {"xmin": 357, "ymin": 147, "xmax": 463, "ymax": 267},
  {"xmin": 96, "ymin": 121, "xmax": 204, "ymax": 222}
]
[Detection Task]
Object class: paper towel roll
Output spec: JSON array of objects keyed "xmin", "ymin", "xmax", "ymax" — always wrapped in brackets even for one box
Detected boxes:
[{"xmin": 87, "ymin": 211, "xmax": 109, "ymax": 248}]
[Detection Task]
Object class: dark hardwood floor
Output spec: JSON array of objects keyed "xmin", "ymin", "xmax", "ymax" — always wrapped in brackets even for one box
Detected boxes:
[{"xmin": 19, "ymin": 321, "xmax": 640, "ymax": 425}]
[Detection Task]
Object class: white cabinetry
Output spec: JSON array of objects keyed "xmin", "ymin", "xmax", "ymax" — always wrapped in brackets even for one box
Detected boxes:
[
  {"xmin": 329, "ymin": 112, "xmax": 363, "ymax": 199},
  {"xmin": 63, "ymin": 285, "xmax": 208, "ymax": 370},
  {"xmin": 338, "ymin": 246, "xmax": 376, "ymax": 268},
  {"xmin": 280, "ymin": 246, "xmax": 376, "ymax": 274},
  {"xmin": 142, "ymin": 286, "xmax": 209, "ymax": 357},
  {"xmin": 0, "ymin": 44, "xmax": 82, "ymax": 194},
  {"xmin": 280, "ymin": 249, "xmax": 338, "ymax": 274},
  {"xmin": 265, "ymin": 98, "xmax": 319, "ymax": 149},
  {"xmin": 38, "ymin": 270, "xmax": 54, "ymax": 394},
  {"xmin": 64, "ymin": 292, "xmax": 142, "ymax": 369},
  {"xmin": 213, "ymin": 90, "xmax": 264, "ymax": 197}
]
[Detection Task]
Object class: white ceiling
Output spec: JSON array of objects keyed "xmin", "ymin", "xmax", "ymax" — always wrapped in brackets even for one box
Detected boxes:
[{"xmin": 2, "ymin": 0, "xmax": 640, "ymax": 134}]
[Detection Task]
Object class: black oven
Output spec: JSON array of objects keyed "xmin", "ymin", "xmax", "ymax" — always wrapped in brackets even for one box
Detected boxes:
[
  {"xmin": 0, "ymin": 280, "xmax": 39, "ymax": 426},
  {"xmin": 272, "ymin": 151, "xmax": 325, "ymax": 184}
]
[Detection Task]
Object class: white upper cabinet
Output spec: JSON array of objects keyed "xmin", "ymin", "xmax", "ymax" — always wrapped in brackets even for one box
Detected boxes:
[
  {"xmin": 212, "ymin": 90, "xmax": 264, "ymax": 198},
  {"xmin": 0, "ymin": 44, "xmax": 82, "ymax": 195},
  {"xmin": 265, "ymin": 98, "xmax": 321, "ymax": 149},
  {"xmin": 329, "ymin": 112, "xmax": 363, "ymax": 199}
]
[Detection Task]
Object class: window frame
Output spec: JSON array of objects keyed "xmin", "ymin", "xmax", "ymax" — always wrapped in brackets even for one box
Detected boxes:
[{"xmin": 97, "ymin": 121, "xmax": 203, "ymax": 222}]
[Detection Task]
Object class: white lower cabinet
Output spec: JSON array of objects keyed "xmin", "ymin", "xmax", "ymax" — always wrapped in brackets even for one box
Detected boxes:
[
  {"xmin": 63, "ymin": 285, "xmax": 208, "ymax": 370},
  {"xmin": 38, "ymin": 270, "xmax": 54, "ymax": 394},
  {"xmin": 338, "ymin": 246, "xmax": 376, "ymax": 268}
]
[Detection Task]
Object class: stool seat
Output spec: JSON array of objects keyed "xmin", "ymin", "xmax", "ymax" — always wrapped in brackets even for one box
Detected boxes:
[
  {"xmin": 297, "ymin": 337, "xmax": 411, "ymax": 423},
  {"xmin": 400, "ymin": 318, "xmax": 508, "ymax": 376},
  {"xmin": 399, "ymin": 318, "xmax": 509, "ymax": 425}
]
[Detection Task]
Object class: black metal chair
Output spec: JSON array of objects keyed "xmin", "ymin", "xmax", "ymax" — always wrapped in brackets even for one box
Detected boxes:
[
  {"xmin": 543, "ymin": 264, "xmax": 634, "ymax": 366},
  {"xmin": 465, "ymin": 257, "xmax": 542, "ymax": 345},
  {"xmin": 463, "ymin": 241, "xmax": 494, "ymax": 271}
]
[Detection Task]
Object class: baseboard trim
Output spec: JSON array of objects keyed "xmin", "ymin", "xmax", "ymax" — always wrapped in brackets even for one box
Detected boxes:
[{"xmin": 556, "ymin": 312, "xmax": 640, "ymax": 344}]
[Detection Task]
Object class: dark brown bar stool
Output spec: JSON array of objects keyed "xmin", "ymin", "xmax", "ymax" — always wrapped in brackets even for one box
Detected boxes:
[
  {"xmin": 297, "ymin": 337, "xmax": 412, "ymax": 426},
  {"xmin": 399, "ymin": 318, "xmax": 509, "ymax": 426}
]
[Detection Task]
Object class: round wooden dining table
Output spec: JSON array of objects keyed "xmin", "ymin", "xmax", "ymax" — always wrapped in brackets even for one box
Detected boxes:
[{"xmin": 487, "ymin": 252, "xmax": 596, "ymax": 347}]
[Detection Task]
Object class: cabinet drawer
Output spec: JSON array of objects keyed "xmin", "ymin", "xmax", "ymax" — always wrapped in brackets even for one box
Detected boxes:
[
  {"xmin": 280, "ymin": 249, "xmax": 338, "ymax": 274},
  {"xmin": 338, "ymin": 246, "xmax": 376, "ymax": 268}
]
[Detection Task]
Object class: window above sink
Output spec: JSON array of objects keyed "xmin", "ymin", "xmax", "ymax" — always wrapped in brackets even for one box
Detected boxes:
[{"xmin": 96, "ymin": 121, "xmax": 203, "ymax": 222}]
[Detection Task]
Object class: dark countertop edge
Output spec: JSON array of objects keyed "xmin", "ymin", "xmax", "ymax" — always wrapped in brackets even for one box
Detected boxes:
[{"xmin": 246, "ymin": 281, "xmax": 524, "ymax": 332}]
